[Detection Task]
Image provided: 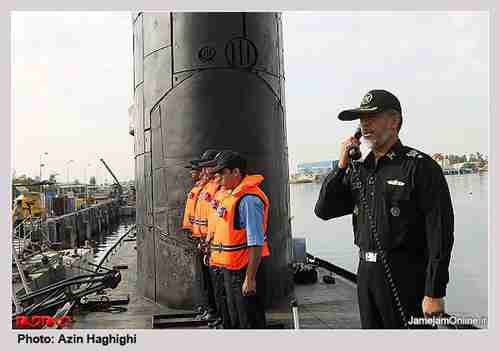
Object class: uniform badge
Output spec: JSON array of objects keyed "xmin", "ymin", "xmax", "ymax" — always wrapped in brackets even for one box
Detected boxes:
[
  {"xmin": 353, "ymin": 205, "xmax": 359, "ymax": 216},
  {"xmin": 390, "ymin": 206, "xmax": 401, "ymax": 217},
  {"xmin": 386, "ymin": 151, "xmax": 396, "ymax": 160},
  {"xmin": 387, "ymin": 179, "xmax": 405, "ymax": 186}
]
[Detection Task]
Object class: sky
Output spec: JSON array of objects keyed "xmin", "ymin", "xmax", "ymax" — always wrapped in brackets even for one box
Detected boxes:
[{"xmin": 12, "ymin": 11, "xmax": 489, "ymax": 182}]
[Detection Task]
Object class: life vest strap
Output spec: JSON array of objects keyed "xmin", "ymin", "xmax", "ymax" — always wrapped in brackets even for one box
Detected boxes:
[
  {"xmin": 192, "ymin": 219, "xmax": 208, "ymax": 226},
  {"xmin": 211, "ymin": 238, "xmax": 268, "ymax": 252}
]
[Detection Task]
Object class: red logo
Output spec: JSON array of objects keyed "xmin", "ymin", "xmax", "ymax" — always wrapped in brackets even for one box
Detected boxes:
[{"xmin": 15, "ymin": 315, "xmax": 72, "ymax": 329}]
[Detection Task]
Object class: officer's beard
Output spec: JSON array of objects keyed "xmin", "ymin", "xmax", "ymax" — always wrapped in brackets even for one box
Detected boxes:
[{"xmin": 363, "ymin": 128, "xmax": 393, "ymax": 152}]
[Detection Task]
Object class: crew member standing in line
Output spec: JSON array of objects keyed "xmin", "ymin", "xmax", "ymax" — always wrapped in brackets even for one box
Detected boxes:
[
  {"xmin": 181, "ymin": 161, "xmax": 206, "ymax": 317},
  {"xmin": 206, "ymin": 151, "xmax": 270, "ymax": 329},
  {"xmin": 203, "ymin": 164, "xmax": 232, "ymax": 329},
  {"xmin": 314, "ymin": 90, "xmax": 454, "ymax": 329},
  {"xmin": 182, "ymin": 164, "xmax": 202, "ymax": 234},
  {"xmin": 189, "ymin": 149, "xmax": 221, "ymax": 320}
]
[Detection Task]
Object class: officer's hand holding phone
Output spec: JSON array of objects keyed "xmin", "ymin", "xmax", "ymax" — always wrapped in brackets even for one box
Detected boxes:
[{"xmin": 338, "ymin": 128, "xmax": 362, "ymax": 169}]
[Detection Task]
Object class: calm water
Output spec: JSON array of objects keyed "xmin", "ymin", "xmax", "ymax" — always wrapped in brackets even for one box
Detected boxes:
[
  {"xmin": 290, "ymin": 173, "xmax": 488, "ymax": 320},
  {"xmin": 93, "ymin": 217, "xmax": 135, "ymax": 264}
]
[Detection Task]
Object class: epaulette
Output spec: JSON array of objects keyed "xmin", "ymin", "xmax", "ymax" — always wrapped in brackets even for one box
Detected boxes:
[{"xmin": 405, "ymin": 149, "xmax": 424, "ymax": 159}]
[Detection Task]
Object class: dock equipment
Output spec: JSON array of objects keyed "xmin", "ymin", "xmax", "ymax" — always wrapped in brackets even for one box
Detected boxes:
[{"xmin": 99, "ymin": 158, "xmax": 123, "ymax": 203}]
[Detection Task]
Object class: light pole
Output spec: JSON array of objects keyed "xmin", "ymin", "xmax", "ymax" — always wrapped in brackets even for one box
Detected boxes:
[
  {"xmin": 66, "ymin": 160, "xmax": 74, "ymax": 184},
  {"xmin": 84, "ymin": 163, "xmax": 92, "ymax": 202},
  {"xmin": 95, "ymin": 164, "xmax": 100, "ymax": 186},
  {"xmin": 39, "ymin": 152, "xmax": 48, "ymax": 180}
]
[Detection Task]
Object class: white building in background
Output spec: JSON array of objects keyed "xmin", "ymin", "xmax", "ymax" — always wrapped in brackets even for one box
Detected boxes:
[{"xmin": 296, "ymin": 160, "xmax": 337, "ymax": 175}]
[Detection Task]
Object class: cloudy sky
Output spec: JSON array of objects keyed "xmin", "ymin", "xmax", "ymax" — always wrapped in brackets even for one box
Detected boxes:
[{"xmin": 12, "ymin": 11, "xmax": 488, "ymax": 182}]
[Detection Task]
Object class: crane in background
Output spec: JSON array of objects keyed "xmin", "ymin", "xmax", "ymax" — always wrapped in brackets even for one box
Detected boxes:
[{"xmin": 99, "ymin": 158, "xmax": 123, "ymax": 204}]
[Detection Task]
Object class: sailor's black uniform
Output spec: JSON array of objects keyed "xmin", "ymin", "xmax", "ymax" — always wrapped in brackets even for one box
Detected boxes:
[{"xmin": 315, "ymin": 140, "xmax": 454, "ymax": 328}]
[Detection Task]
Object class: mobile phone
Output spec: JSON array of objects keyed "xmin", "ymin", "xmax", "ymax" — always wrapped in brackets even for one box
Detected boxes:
[{"xmin": 347, "ymin": 127, "xmax": 362, "ymax": 160}]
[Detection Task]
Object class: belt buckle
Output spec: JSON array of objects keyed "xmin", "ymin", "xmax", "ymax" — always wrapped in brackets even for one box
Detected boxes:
[{"xmin": 365, "ymin": 252, "xmax": 377, "ymax": 262}]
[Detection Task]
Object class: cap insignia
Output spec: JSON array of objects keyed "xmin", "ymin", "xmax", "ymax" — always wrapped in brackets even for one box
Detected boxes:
[{"xmin": 361, "ymin": 93, "xmax": 373, "ymax": 106}]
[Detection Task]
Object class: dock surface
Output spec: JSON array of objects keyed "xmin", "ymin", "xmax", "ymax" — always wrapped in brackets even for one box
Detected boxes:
[{"xmin": 71, "ymin": 238, "xmax": 360, "ymax": 329}]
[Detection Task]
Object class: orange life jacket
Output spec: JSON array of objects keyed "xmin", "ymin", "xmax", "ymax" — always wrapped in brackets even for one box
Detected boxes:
[
  {"xmin": 182, "ymin": 182, "xmax": 204, "ymax": 231},
  {"xmin": 210, "ymin": 175, "xmax": 270, "ymax": 270},
  {"xmin": 207, "ymin": 186, "xmax": 231, "ymax": 242},
  {"xmin": 207, "ymin": 187, "xmax": 232, "ymax": 267},
  {"xmin": 192, "ymin": 178, "xmax": 221, "ymax": 238}
]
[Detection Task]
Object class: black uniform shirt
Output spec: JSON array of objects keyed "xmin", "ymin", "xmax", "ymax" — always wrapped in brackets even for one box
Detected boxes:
[{"xmin": 314, "ymin": 139, "xmax": 454, "ymax": 298}]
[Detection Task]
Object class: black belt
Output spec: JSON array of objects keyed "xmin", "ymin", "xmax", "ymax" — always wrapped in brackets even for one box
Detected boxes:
[{"xmin": 359, "ymin": 249, "xmax": 380, "ymax": 262}]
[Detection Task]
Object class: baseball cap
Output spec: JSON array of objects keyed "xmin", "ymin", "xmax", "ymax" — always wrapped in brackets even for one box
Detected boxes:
[
  {"xmin": 184, "ymin": 163, "xmax": 201, "ymax": 171},
  {"xmin": 198, "ymin": 150, "xmax": 247, "ymax": 173},
  {"xmin": 338, "ymin": 90, "xmax": 402, "ymax": 121},
  {"xmin": 190, "ymin": 149, "xmax": 220, "ymax": 166}
]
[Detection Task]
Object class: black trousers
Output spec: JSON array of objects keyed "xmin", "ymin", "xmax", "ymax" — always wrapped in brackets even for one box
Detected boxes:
[
  {"xmin": 210, "ymin": 266, "xmax": 231, "ymax": 328},
  {"xmin": 357, "ymin": 250, "xmax": 432, "ymax": 329},
  {"xmin": 195, "ymin": 252, "xmax": 216, "ymax": 313},
  {"xmin": 223, "ymin": 265, "xmax": 266, "ymax": 329}
]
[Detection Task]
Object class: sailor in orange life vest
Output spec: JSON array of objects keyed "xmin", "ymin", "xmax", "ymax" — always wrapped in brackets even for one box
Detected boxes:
[
  {"xmin": 181, "ymin": 163, "xmax": 202, "ymax": 234},
  {"xmin": 203, "ymin": 168, "xmax": 232, "ymax": 329},
  {"xmin": 184, "ymin": 149, "xmax": 221, "ymax": 320},
  {"xmin": 199, "ymin": 150, "xmax": 270, "ymax": 329}
]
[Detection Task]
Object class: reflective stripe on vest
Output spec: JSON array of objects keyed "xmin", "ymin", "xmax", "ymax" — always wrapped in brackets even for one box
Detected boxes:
[
  {"xmin": 210, "ymin": 175, "xmax": 270, "ymax": 270},
  {"xmin": 182, "ymin": 184, "xmax": 203, "ymax": 230},
  {"xmin": 208, "ymin": 188, "xmax": 231, "ymax": 268},
  {"xmin": 192, "ymin": 179, "xmax": 221, "ymax": 237},
  {"xmin": 210, "ymin": 237, "xmax": 269, "ymax": 252}
]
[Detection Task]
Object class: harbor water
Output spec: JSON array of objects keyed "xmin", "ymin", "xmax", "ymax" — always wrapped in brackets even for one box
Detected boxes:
[
  {"xmin": 290, "ymin": 173, "xmax": 488, "ymax": 321},
  {"xmin": 93, "ymin": 217, "xmax": 136, "ymax": 264}
]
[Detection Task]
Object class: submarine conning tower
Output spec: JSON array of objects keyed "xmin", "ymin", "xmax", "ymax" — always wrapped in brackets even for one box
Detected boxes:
[{"xmin": 131, "ymin": 12, "xmax": 292, "ymax": 308}]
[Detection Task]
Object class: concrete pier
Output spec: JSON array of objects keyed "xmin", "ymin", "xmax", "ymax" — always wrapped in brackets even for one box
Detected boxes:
[{"xmin": 45, "ymin": 200, "xmax": 121, "ymax": 249}]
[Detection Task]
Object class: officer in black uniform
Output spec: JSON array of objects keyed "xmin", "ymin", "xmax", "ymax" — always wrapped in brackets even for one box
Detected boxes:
[{"xmin": 315, "ymin": 90, "xmax": 455, "ymax": 329}]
